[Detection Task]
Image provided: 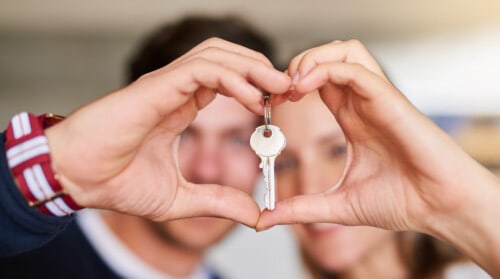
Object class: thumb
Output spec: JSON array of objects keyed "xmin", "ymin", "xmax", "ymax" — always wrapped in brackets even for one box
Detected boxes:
[
  {"xmin": 168, "ymin": 183, "xmax": 261, "ymax": 228},
  {"xmin": 256, "ymin": 191, "xmax": 350, "ymax": 231}
]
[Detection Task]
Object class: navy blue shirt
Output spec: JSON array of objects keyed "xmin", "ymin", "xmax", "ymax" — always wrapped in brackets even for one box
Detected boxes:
[
  {"xmin": 0, "ymin": 220, "xmax": 118, "ymax": 278},
  {"xmin": 0, "ymin": 131, "xmax": 222, "ymax": 279},
  {"xmin": 0, "ymin": 219, "xmax": 222, "ymax": 279},
  {"xmin": 0, "ymin": 132, "xmax": 73, "ymax": 257}
]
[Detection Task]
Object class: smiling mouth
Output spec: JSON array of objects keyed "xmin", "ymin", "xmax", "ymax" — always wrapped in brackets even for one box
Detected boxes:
[{"xmin": 304, "ymin": 222, "xmax": 345, "ymax": 237}]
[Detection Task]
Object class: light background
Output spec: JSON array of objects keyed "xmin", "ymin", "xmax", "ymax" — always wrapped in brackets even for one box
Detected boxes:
[{"xmin": 1, "ymin": 1, "xmax": 500, "ymax": 278}]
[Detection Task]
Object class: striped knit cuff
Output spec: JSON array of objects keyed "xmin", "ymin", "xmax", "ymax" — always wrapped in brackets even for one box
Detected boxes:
[{"xmin": 5, "ymin": 112, "xmax": 82, "ymax": 216}]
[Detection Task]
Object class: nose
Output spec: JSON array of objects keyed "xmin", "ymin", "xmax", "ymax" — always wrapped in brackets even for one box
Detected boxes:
[
  {"xmin": 297, "ymin": 158, "xmax": 331, "ymax": 195},
  {"xmin": 190, "ymin": 138, "xmax": 222, "ymax": 184}
]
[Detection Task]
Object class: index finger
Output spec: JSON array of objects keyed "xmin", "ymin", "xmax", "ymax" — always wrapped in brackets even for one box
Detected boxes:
[
  {"xmin": 179, "ymin": 37, "xmax": 275, "ymax": 68},
  {"xmin": 256, "ymin": 192, "xmax": 350, "ymax": 231},
  {"xmin": 288, "ymin": 40, "xmax": 387, "ymax": 82}
]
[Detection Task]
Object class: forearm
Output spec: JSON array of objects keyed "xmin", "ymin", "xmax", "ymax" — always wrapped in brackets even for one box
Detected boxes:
[{"xmin": 425, "ymin": 161, "xmax": 500, "ymax": 277}]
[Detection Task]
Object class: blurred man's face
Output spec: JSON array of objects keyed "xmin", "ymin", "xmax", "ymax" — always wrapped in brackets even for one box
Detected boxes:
[{"xmin": 148, "ymin": 95, "xmax": 260, "ymax": 251}]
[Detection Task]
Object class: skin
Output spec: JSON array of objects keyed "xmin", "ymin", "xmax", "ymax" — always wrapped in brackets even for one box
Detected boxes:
[
  {"xmin": 102, "ymin": 95, "xmax": 260, "ymax": 276},
  {"xmin": 42, "ymin": 37, "xmax": 500, "ymax": 276},
  {"xmin": 46, "ymin": 38, "xmax": 291, "ymax": 225},
  {"xmin": 44, "ymin": 37, "xmax": 288, "ymax": 276},
  {"xmin": 274, "ymin": 93, "xmax": 405, "ymax": 278},
  {"xmin": 258, "ymin": 40, "xmax": 500, "ymax": 277}
]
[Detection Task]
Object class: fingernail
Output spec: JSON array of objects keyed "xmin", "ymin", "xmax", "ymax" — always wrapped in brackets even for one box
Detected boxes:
[
  {"xmin": 289, "ymin": 90, "xmax": 302, "ymax": 102},
  {"xmin": 253, "ymin": 103, "xmax": 264, "ymax": 115},
  {"xmin": 292, "ymin": 72, "xmax": 300, "ymax": 85}
]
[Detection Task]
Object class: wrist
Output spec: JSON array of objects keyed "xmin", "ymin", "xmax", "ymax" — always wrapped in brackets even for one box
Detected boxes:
[
  {"xmin": 424, "ymin": 163, "xmax": 500, "ymax": 275},
  {"xmin": 5, "ymin": 112, "xmax": 83, "ymax": 216}
]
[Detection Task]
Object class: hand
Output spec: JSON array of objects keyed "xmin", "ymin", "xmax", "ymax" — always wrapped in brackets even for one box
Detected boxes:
[
  {"xmin": 45, "ymin": 38, "xmax": 291, "ymax": 227},
  {"xmin": 257, "ymin": 40, "xmax": 496, "ymax": 235}
]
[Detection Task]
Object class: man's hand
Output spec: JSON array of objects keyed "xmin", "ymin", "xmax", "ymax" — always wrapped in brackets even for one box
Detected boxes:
[{"xmin": 45, "ymin": 38, "xmax": 291, "ymax": 227}]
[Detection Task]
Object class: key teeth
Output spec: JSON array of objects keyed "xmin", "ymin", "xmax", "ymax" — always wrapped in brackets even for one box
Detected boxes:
[
  {"xmin": 265, "ymin": 204, "xmax": 275, "ymax": 211},
  {"xmin": 264, "ymin": 177, "xmax": 271, "ymax": 209},
  {"xmin": 262, "ymin": 158, "xmax": 276, "ymax": 211},
  {"xmin": 264, "ymin": 193, "xmax": 275, "ymax": 210}
]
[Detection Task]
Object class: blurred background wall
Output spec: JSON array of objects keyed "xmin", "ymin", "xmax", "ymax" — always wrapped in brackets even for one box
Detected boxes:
[{"xmin": 1, "ymin": 1, "xmax": 500, "ymax": 278}]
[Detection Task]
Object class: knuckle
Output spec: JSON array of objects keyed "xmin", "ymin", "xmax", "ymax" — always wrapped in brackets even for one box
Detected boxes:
[
  {"xmin": 329, "ymin": 39, "xmax": 344, "ymax": 45},
  {"xmin": 202, "ymin": 37, "xmax": 225, "ymax": 46},
  {"xmin": 136, "ymin": 71, "xmax": 155, "ymax": 83},
  {"xmin": 345, "ymin": 39, "xmax": 365, "ymax": 50}
]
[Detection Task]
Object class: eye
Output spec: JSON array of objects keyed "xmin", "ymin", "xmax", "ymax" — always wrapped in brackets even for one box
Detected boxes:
[
  {"xmin": 275, "ymin": 157, "xmax": 297, "ymax": 173},
  {"xmin": 329, "ymin": 144, "xmax": 347, "ymax": 158},
  {"xmin": 179, "ymin": 130, "xmax": 192, "ymax": 143},
  {"xmin": 227, "ymin": 135, "xmax": 247, "ymax": 148},
  {"xmin": 179, "ymin": 129, "xmax": 198, "ymax": 148}
]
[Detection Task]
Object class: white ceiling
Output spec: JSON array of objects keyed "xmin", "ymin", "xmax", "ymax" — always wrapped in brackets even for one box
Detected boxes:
[
  {"xmin": 1, "ymin": 0, "xmax": 500, "ymax": 115},
  {"xmin": 1, "ymin": 0, "xmax": 500, "ymax": 41}
]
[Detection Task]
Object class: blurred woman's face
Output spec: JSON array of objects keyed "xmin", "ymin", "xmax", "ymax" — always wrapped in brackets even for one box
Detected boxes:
[{"xmin": 273, "ymin": 93, "xmax": 394, "ymax": 272}]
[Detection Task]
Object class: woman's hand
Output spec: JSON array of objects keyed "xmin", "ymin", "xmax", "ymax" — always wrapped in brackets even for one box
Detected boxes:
[{"xmin": 259, "ymin": 40, "xmax": 498, "ymax": 236}]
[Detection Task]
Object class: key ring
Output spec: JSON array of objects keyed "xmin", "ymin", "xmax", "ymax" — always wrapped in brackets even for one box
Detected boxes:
[{"xmin": 264, "ymin": 94, "xmax": 271, "ymax": 133}]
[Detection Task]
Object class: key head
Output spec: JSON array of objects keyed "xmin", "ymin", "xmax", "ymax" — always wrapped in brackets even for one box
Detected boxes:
[{"xmin": 250, "ymin": 125, "xmax": 286, "ymax": 157}]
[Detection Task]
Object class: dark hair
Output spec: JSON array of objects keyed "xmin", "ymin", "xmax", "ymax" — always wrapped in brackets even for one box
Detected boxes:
[
  {"xmin": 126, "ymin": 15, "xmax": 274, "ymax": 83},
  {"xmin": 403, "ymin": 233, "xmax": 464, "ymax": 279}
]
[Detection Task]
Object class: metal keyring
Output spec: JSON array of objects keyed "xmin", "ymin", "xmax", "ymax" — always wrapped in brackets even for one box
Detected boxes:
[{"xmin": 264, "ymin": 94, "xmax": 271, "ymax": 132}]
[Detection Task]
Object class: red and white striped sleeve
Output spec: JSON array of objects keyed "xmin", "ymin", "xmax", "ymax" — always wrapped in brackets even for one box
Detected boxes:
[{"xmin": 5, "ymin": 112, "xmax": 82, "ymax": 216}]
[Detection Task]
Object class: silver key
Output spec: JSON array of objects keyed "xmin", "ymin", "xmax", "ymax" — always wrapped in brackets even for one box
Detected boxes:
[{"xmin": 250, "ymin": 124, "xmax": 286, "ymax": 210}]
